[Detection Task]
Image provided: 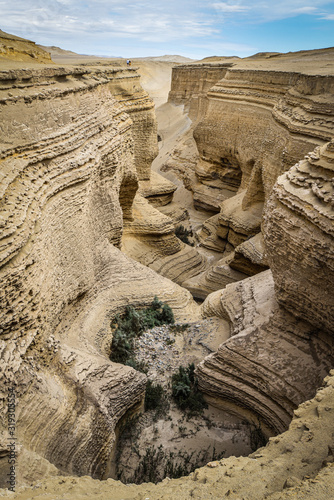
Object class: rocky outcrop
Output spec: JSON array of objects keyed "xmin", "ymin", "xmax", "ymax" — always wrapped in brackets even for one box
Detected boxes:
[
  {"xmin": 168, "ymin": 62, "xmax": 232, "ymax": 122},
  {"xmin": 168, "ymin": 52, "xmax": 334, "ymax": 296},
  {"xmin": 193, "ymin": 67, "xmax": 334, "ymax": 210},
  {"xmin": 264, "ymin": 140, "xmax": 334, "ymax": 334},
  {"xmin": 196, "ymin": 140, "xmax": 334, "ymax": 437},
  {"xmin": 0, "ymin": 62, "xmax": 200, "ymax": 484},
  {"xmin": 121, "ymin": 193, "xmax": 207, "ymax": 286},
  {"xmin": 0, "ymin": 30, "xmax": 52, "ymax": 63},
  {"xmin": 5, "ymin": 369, "xmax": 334, "ymax": 499},
  {"xmin": 198, "ymin": 270, "xmax": 333, "ymax": 435},
  {"xmin": 1, "ymin": 39, "xmax": 334, "ymax": 498}
]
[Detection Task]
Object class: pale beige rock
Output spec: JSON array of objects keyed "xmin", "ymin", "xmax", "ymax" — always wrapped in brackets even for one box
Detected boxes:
[
  {"xmin": 198, "ymin": 270, "xmax": 333, "ymax": 435},
  {"xmin": 0, "ymin": 58, "xmax": 200, "ymax": 484},
  {"xmin": 122, "ymin": 194, "xmax": 207, "ymax": 285},
  {"xmin": 1, "ymin": 35, "xmax": 334, "ymax": 499},
  {"xmin": 139, "ymin": 170, "xmax": 177, "ymax": 207},
  {"xmin": 2, "ymin": 370, "xmax": 334, "ymax": 499},
  {"xmin": 168, "ymin": 51, "xmax": 334, "ymax": 262},
  {"xmin": 230, "ymin": 232, "xmax": 268, "ymax": 275},
  {"xmin": 183, "ymin": 252, "xmax": 247, "ymax": 300},
  {"xmin": 0, "ymin": 30, "xmax": 52, "ymax": 63},
  {"xmin": 263, "ymin": 140, "xmax": 334, "ymax": 333}
]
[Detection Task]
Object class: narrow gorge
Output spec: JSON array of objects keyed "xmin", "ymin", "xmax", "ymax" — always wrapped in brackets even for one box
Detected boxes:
[{"xmin": 0, "ymin": 32, "xmax": 333, "ymax": 499}]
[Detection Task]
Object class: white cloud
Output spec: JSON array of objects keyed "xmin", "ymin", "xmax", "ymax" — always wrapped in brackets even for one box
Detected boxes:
[
  {"xmin": 212, "ymin": 2, "xmax": 249, "ymax": 13},
  {"xmin": 292, "ymin": 7, "xmax": 317, "ymax": 13},
  {"xmin": 320, "ymin": 13, "xmax": 334, "ymax": 20},
  {"xmin": 212, "ymin": 0, "xmax": 334, "ymax": 22},
  {"xmin": 0, "ymin": 0, "xmax": 218, "ymax": 41}
]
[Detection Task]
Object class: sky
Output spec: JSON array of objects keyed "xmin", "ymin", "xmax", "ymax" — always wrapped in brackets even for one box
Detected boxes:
[{"xmin": 1, "ymin": 0, "xmax": 334, "ymax": 59}]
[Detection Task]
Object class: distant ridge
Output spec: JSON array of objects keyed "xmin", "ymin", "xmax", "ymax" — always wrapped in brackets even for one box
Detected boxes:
[
  {"xmin": 133, "ymin": 55, "xmax": 195, "ymax": 63},
  {"xmin": 0, "ymin": 29, "xmax": 52, "ymax": 63}
]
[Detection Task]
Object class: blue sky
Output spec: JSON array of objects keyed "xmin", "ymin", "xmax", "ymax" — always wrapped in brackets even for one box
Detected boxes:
[{"xmin": 1, "ymin": 0, "xmax": 334, "ymax": 59}]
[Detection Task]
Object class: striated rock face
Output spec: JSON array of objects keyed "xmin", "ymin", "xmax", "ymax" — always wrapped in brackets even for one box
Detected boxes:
[
  {"xmin": 1, "ymin": 40, "xmax": 334, "ymax": 498},
  {"xmin": 5, "ymin": 370, "xmax": 334, "ymax": 499},
  {"xmin": 168, "ymin": 53, "xmax": 334, "ymax": 296},
  {"xmin": 121, "ymin": 193, "xmax": 207, "ymax": 286},
  {"xmin": 168, "ymin": 63, "xmax": 232, "ymax": 121},
  {"xmin": 263, "ymin": 140, "xmax": 334, "ymax": 334},
  {"xmin": 0, "ymin": 62, "xmax": 199, "ymax": 483},
  {"xmin": 194, "ymin": 66, "xmax": 334, "ymax": 239},
  {"xmin": 198, "ymin": 270, "xmax": 333, "ymax": 435},
  {"xmin": 197, "ymin": 140, "xmax": 334, "ymax": 436}
]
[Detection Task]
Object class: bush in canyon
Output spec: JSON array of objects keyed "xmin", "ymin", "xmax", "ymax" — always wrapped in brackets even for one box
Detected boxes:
[
  {"xmin": 171, "ymin": 363, "xmax": 208, "ymax": 415},
  {"xmin": 144, "ymin": 380, "xmax": 166, "ymax": 411},
  {"xmin": 175, "ymin": 225, "xmax": 194, "ymax": 246},
  {"xmin": 110, "ymin": 297, "xmax": 174, "ymax": 364}
]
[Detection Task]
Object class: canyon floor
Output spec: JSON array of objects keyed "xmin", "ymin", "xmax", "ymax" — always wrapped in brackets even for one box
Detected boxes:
[{"xmin": 112, "ymin": 68, "xmax": 257, "ymax": 482}]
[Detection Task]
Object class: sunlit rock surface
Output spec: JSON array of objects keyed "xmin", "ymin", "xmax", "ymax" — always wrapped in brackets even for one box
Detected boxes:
[
  {"xmin": 264, "ymin": 140, "xmax": 334, "ymax": 333},
  {"xmin": 168, "ymin": 50, "xmax": 334, "ymax": 295},
  {"xmin": 0, "ymin": 60, "xmax": 199, "ymax": 484},
  {"xmin": 0, "ymin": 39, "xmax": 334, "ymax": 499}
]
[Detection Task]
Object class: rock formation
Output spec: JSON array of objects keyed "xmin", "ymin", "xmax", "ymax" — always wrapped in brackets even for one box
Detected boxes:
[
  {"xmin": 0, "ymin": 35, "xmax": 334, "ymax": 499},
  {"xmin": 264, "ymin": 140, "xmax": 334, "ymax": 334},
  {"xmin": 167, "ymin": 49, "xmax": 334, "ymax": 297},
  {"xmin": 0, "ymin": 53, "xmax": 200, "ymax": 485},
  {"xmin": 5, "ymin": 369, "xmax": 334, "ymax": 498},
  {"xmin": 0, "ymin": 30, "xmax": 52, "ymax": 63}
]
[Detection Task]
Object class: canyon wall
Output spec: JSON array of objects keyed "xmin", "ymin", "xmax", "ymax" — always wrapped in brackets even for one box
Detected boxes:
[
  {"xmin": 0, "ymin": 61, "xmax": 199, "ymax": 484},
  {"xmin": 0, "ymin": 30, "xmax": 52, "ymax": 63},
  {"xmin": 168, "ymin": 52, "xmax": 334, "ymax": 298},
  {"xmin": 166, "ymin": 53, "xmax": 334, "ymax": 445},
  {"xmin": 168, "ymin": 63, "xmax": 231, "ymax": 121},
  {"xmin": 0, "ymin": 42, "xmax": 333, "ymax": 499}
]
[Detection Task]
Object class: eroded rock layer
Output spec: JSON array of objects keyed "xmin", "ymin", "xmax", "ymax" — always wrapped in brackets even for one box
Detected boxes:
[
  {"xmin": 194, "ymin": 68, "xmax": 334, "ymax": 250},
  {"xmin": 198, "ymin": 270, "xmax": 333, "ymax": 435},
  {"xmin": 0, "ymin": 30, "xmax": 52, "ymax": 63},
  {"xmin": 0, "ymin": 63, "xmax": 199, "ymax": 483},
  {"xmin": 4, "ymin": 370, "xmax": 334, "ymax": 499},
  {"xmin": 264, "ymin": 140, "xmax": 334, "ymax": 333},
  {"xmin": 197, "ymin": 140, "xmax": 334, "ymax": 436},
  {"xmin": 168, "ymin": 63, "xmax": 231, "ymax": 121},
  {"xmin": 168, "ymin": 53, "xmax": 334, "ymax": 296}
]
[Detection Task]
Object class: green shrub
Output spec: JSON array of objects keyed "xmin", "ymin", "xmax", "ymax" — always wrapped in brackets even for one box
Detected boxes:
[
  {"xmin": 110, "ymin": 297, "xmax": 174, "ymax": 364},
  {"xmin": 171, "ymin": 363, "xmax": 208, "ymax": 415},
  {"xmin": 144, "ymin": 380, "xmax": 165, "ymax": 411},
  {"xmin": 175, "ymin": 225, "xmax": 194, "ymax": 246},
  {"xmin": 169, "ymin": 323, "xmax": 190, "ymax": 334},
  {"xmin": 125, "ymin": 358, "xmax": 148, "ymax": 374}
]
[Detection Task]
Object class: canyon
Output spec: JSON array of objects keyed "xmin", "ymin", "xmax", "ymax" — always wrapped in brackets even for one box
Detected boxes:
[{"xmin": 0, "ymin": 30, "xmax": 333, "ymax": 499}]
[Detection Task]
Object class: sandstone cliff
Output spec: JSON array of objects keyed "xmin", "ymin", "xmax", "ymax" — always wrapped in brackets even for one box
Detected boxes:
[
  {"xmin": 167, "ymin": 49, "xmax": 334, "ymax": 297},
  {"xmin": 4, "ymin": 370, "xmax": 334, "ymax": 498},
  {"xmin": 1, "ymin": 39, "xmax": 334, "ymax": 500},
  {"xmin": 0, "ymin": 30, "xmax": 52, "ymax": 63},
  {"xmin": 0, "ymin": 59, "xmax": 200, "ymax": 485}
]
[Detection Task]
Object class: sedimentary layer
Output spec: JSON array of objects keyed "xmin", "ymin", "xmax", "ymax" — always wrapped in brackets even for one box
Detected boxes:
[
  {"xmin": 0, "ymin": 62, "xmax": 199, "ymax": 484},
  {"xmin": 263, "ymin": 139, "xmax": 334, "ymax": 333},
  {"xmin": 3, "ymin": 369, "xmax": 334, "ymax": 499},
  {"xmin": 198, "ymin": 270, "xmax": 333, "ymax": 435},
  {"xmin": 168, "ymin": 52, "xmax": 334, "ymax": 248},
  {"xmin": 196, "ymin": 140, "xmax": 334, "ymax": 438},
  {"xmin": 167, "ymin": 52, "xmax": 334, "ymax": 297},
  {"xmin": 0, "ymin": 30, "xmax": 52, "ymax": 63}
]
